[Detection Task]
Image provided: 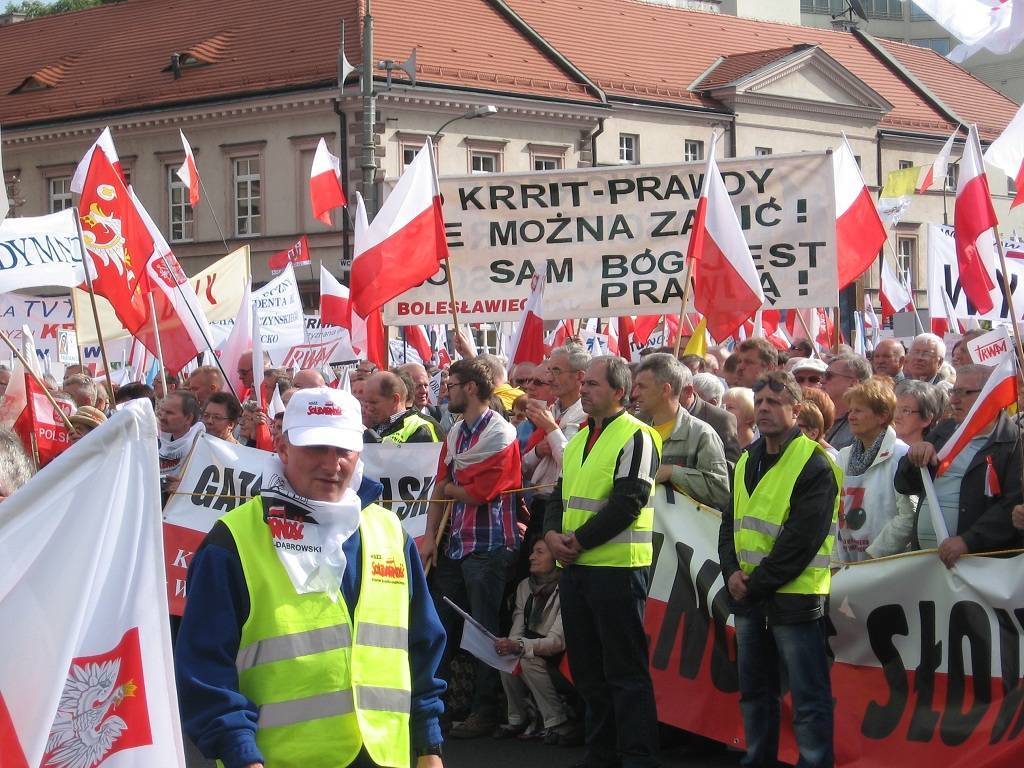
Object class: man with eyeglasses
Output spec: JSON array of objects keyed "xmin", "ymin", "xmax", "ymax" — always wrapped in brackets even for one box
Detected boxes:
[
  {"xmin": 822, "ymin": 353, "xmax": 871, "ymax": 450},
  {"xmin": 718, "ymin": 370, "xmax": 840, "ymax": 768},
  {"xmin": 871, "ymin": 338, "xmax": 906, "ymax": 382},
  {"xmin": 905, "ymin": 333, "xmax": 946, "ymax": 384},
  {"xmin": 509, "ymin": 362, "xmax": 537, "ymax": 390},
  {"xmin": 789, "ymin": 357, "xmax": 827, "ymax": 390},
  {"xmin": 895, "ymin": 363, "xmax": 1023, "ymax": 566}
]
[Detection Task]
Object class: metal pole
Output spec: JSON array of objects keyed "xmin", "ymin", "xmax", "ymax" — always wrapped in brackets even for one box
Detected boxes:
[
  {"xmin": 991, "ymin": 224, "xmax": 1024, "ymax": 371},
  {"xmin": 146, "ymin": 293, "xmax": 169, "ymax": 400},
  {"xmin": 361, "ymin": 2, "xmax": 377, "ymax": 219},
  {"xmin": 196, "ymin": 170, "xmax": 230, "ymax": 253}
]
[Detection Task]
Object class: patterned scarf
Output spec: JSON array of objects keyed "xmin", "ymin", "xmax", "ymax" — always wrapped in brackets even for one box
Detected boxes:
[{"xmin": 847, "ymin": 429, "xmax": 886, "ymax": 476}]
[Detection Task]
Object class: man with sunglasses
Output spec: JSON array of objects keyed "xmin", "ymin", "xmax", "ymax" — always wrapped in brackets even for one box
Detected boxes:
[
  {"xmin": 822, "ymin": 353, "xmax": 871, "ymax": 450},
  {"xmin": 718, "ymin": 370, "xmax": 841, "ymax": 768},
  {"xmin": 789, "ymin": 358, "xmax": 827, "ymax": 390}
]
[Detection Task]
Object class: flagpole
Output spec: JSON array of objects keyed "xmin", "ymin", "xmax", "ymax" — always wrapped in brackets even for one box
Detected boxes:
[
  {"xmin": 68, "ymin": 289, "xmax": 88, "ymax": 373},
  {"xmin": 833, "ymin": 306, "xmax": 841, "ymax": 354},
  {"xmin": 672, "ymin": 262, "xmax": 695, "ymax": 356},
  {"xmin": 0, "ymin": 329, "xmax": 77, "ymax": 433},
  {"xmin": 196, "ymin": 172, "xmax": 230, "ymax": 253},
  {"xmin": 990, "ymin": 224, "xmax": 1024, "ymax": 371},
  {"xmin": 74, "ymin": 216, "xmax": 117, "ymax": 408},
  {"xmin": 146, "ymin": 293, "xmax": 169, "ymax": 399}
]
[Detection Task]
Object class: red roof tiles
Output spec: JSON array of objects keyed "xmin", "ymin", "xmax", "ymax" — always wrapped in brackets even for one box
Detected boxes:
[{"xmin": 695, "ymin": 46, "xmax": 807, "ymax": 90}]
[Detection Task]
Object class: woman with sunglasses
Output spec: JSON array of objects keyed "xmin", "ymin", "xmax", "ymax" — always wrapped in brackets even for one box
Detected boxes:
[{"xmin": 835, "ymin": 380, "xmax": 915, "ymax": 561}]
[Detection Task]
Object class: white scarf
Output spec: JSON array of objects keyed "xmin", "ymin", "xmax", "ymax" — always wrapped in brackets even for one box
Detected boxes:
[
  {"xmin": 261, "ymin": 454, "xmax": 363, "ymax": 601},
  {"xmin": 158, "ymin": 421, "xmax": 205, "ymax": 477}
]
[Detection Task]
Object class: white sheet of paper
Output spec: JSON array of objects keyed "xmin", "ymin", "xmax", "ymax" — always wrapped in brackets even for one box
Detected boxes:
[{"xmin": 444, "ymin": 596, "xmax": 519, "ymax": 674}]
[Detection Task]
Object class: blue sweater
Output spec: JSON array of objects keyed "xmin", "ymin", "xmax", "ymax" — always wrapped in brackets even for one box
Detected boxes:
[{"xmin": 174, "ymin": 478, "xmax": 447, "ymax": 768}]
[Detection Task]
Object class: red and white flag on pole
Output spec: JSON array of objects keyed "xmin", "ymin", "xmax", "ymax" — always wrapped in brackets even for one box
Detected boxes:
[
  {"xmin": 690, "ymin": 135, "xmax": 764, "ymax": 342},
  {"xmin": 405, "ymin": 324, "xmax": 433, "ymax": 364},
  {"xmin": 70, "ymin": 126, "xmax": 124, "ymax": 193},
  {"xmin": 508, "ymin": 272, "xmax": 547, "ymax": 366},
  {"xmin": 931, "ymin": 283, "xmax": 963, "ymax": 336},
  {"xmin": 350, "ymin": 138, "xmax": 448, "ymax": 318},
  {"xmin": 834, "ymin": 135, "xmax": 887, "ymax": 289},
  {"xmin": 319, "ymin": 265, "xmax": 352, "ymax": 329},
  {"xmin": 351, "ymin": 193, "xmax": 388, "ymax": 368},
  {"xmin": 632, "ymin": 315, "xmax": 661, "ymax": 347},
  {"xmin": 546, "ymin": 319, "xmax": 576, "ymax": 351},
  {"xmin": 219, "ymin": 279, "xmax": 253, "ymax": 400},
  {"xmin": 880, "ymin": 257, "xmax": 913, "ymax": 320},
  {"xmin": 175, "ymin": 130, "xmax": 200, "ymax": 207},
  {"xmin": 954, "ymin": 124, "xmax": 999, "ymax": 315},
  {"xmin": 309, "ymin": 138, "xmax": 346, "ymax": 226},
  {"xmin": 918, "ymin": 128, "xmax": 959, "ymax": 193},
  {"xmin": 985, "ymin": 100, "xmax": 1024, "ymax": 210},
  {"xmin": 935, "ymin": 354, "xmax": 1017, "ymax": 476},
  {"xmin": 268, "ymin": 236, "xmax": 311, "ymax": 276},
  {"xmin": 13, "ymin": 372, "xmax": 71, "ymax": 466},
  {"xmin": 0, "ymin": 401, "xmax": 186, "ymax": 767}
]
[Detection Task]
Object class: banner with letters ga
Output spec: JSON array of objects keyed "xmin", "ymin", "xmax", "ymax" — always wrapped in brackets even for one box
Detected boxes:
[
  {"xmin": 647, "ymin": 485, "xmax": 1024, "ymax": 767},
  {"xmin": 927, "ymin": 224, "xmax": 1024, "ymax": 323},
  {"xmin": 386, "ymin": 152, "xmax": 837, "ymax": 325},
  {"xmin": 161, "ymin": 434, "xmax": 443, "ymax": 615}
]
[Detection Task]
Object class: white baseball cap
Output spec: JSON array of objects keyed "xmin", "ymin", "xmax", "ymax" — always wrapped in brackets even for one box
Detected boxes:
[
  {"xmin": 283, "ymin": 387, "xmax": 363, "ymax": 451},
  {"xmin": 787, "ymin": 357, "xmax": 828, "ymax": 374}
]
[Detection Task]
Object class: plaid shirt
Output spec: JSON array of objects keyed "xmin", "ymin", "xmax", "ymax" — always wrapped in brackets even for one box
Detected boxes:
[{"xmin": 444, "ymin": 410, "xmax": 519, "ymax": 559}]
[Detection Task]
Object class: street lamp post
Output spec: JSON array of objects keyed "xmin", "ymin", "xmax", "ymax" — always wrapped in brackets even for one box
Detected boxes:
[{"xmin": 431, "ymin": 105, "xmax": 498, "ymax": 144}]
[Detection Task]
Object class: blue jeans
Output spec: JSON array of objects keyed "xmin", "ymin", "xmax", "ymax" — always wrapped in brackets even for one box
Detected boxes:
[
  {"xmin": 432, "ymin": 548, "xmax": 515, "ymax": 720},
  {"xmin": 735, "ymin": 612, "xmax": 834, "ymax": 768}
]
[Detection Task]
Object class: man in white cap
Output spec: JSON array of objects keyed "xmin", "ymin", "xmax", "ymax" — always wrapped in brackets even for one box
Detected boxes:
[
  {"xmin": 788, "ymin": 357, "xmax": 827, "ymax": 390},
  {"xmin": 175, "ymin": 387, "xmax": 447, "ymax": 768}
]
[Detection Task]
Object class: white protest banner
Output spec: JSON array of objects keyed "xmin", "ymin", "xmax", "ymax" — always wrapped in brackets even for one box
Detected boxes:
[
  {"xmin": 0, "ymin": 400, "xmax": 185, "ymax": 767},
  {"xmin": 73, "ymin": 244, "xmax": 249, "ymax": 345},
  {"xmin": 163, "ymin": 434, "xmax": 443, "ymax": 614},
  {"xmin": 967, "ymin": 324, "xmax": 1014, "ymax": 365},
  {"xmin": 386, "ymin": 152, "xmax": 837, "ymax": 324},
  {"xmin": 644, "ymin": 484, "xmax": 1024, "ymax": 767},
  {"xmin": 274, "ymin": 315, "xmax": 357, "ymax": 369},
  {"xmin": 0, "ymin": 209, "xmax": 85, "ymax": 293},
  {"xmin": 927, "ymin": 223, "xmax": 1024, "ymax": 322},
  {"xmin": 252, "ymin": 262, "xmax": 305, "ymax": 349}
]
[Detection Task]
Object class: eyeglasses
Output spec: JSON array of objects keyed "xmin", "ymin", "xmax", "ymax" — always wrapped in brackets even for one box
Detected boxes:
[
  {"xmin": 527, "ymin": 378, "xmax": 553, "ymax": 387},
  {"xmin": 752, "ymin": 377, "xmax": 801, "ymax": 402},
  {"xmin": 896, "ymin": 407, "xmax": 921, "ymax": 416},
  {"xmin": 447, "ymin": 381, "xmax": 465, "ymax": 389},
  {"xmin": 202, "ymin": 412, "xmax": 231, "ymax": 422},
  {"xmin": 824, "ymin": 369, "xmax": 856, "ymax": 381},
  {"xmin": 908, "ymin": 349, "xmax": 938, "ymax": 358},
  {"xmin": 950, "ymin": 387, "xmax": 983, "ymax": 399}
]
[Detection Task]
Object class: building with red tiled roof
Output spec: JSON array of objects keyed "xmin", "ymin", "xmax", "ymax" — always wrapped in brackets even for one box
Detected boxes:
[{"xmin": 1, "ymin": 0, "xmax": 1021, "ymax": 313}]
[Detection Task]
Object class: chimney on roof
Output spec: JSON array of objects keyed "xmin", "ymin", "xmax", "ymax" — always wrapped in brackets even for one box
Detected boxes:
[
  {"xmin": 0, "ymin": 12, "xmax": 27, "ymax": 25},
  {"xmin": 831, "ymin": 18, "xmax": 859, "ymax": 33}
]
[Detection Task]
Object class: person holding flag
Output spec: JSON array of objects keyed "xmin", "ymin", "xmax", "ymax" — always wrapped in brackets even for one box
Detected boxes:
[{"xmin": 895, "ymin": 362, "xmax": 1023, "ymax": 566}]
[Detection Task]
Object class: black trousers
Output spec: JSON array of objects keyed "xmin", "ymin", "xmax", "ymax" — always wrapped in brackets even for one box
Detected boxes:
[{"xmin": 559, "ymin": 565, "xmax": 660, "ymax": 768}]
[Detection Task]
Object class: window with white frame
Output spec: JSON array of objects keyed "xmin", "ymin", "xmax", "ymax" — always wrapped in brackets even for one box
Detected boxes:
[
  {"xmin": 945, "ymin": 163, "xmax": 959, "ymax": 190},
  {"xmin": 402, "ymin": 145, "xmax": 420, "ymax": 172},
  {"xmin": 534, "ymin": 156, "xmax": 562, "ymax": 171},
  {"xmin": 897, "ymin": 236, "xmax": 916, "ymax": 289},
  {"xmin": 800, "ymin": 0, "xmax": 844, "ymax": 12},
  {"xmin": 755, "ymin": 147, "xmax": 773, "ymax": 157},
  {"xmin": 233, "ymin": 156, "xmax": 261, "ymax": 236},
  {"xmin": 684, "ymin": 140, "xmax": 704, "ymax": 163},
  {"xmin": 864, "ymin": 0, "xmax": 902, "ymax": 18},
  {"xmin": 898, "ymin": 159, "xmax": 913, "ymax": 170},
  {"xmin": 1009, "ymin": 175, "xmax": 1017, "ymax": 198},
  {"xmin": 48, "ymin": 176, "xmax": 72, "ymax": 213},
  {"xmin": 470, "ymin": 151, "xmax": 498, "ymax": 174},
  {"xmin": 911, "ymin": 38, "xmax": 952, "ymax": 55},
  {"xmin": 168, "ymin": 166, "xmax": 194, "ymax": 243},
  {"xmin": 619, "ymin": 134, "xmax": 638, "ymax": 164}
]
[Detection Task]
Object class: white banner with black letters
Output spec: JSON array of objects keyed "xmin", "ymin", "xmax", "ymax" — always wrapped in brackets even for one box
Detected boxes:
[
  {"xmin": 386, "ymin": 152, "xmax": 837, "ymax": 324},
  {"xmin": 927, "ymin": 223, "xmax": 1024, "ymax": 322}
]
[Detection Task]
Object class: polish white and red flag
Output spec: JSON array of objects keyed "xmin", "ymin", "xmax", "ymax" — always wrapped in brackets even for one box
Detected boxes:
[
  {"xmin": 936, "ymin": 354, "xmax": 1017, "ymax": 476},
  {"xmin": 350, "ymin": 193, "xmax": 388, "ymax": 369},
  {"xmin": 985, "ymin": 99, "xmax": 1024, "ymax": 209},
  {"xmin": 835, "ymin": 135, "xmax": 887, "ymax": 289},
  {"xmin": 13, "ymin": 371, "xmax": 72, "ymax": 467},
  {"xmin": 0, "ymin": 400, "xmax": 185, "ymax": 767},
  {"xmin": 954, "ymin": 124, "xmax": 999, "ymax": 315},
  {"xmin": 931, "ymin": 283, "xmax": 964, "ymax": 336},
  {"xmin": 404, "ymin": 325, "xmax": 434, "ymax": 363},
  {"xmin": 350, "ymin": 138, "xmax": 448, "ymax": 318},
  {"xmin": 508, "ymin": 272, "xmax": 547, "ymax": 365},
  {"xmin": 689, "ymin": 135, "xmax": 764, "ymax": 342},
  {"xmin": 310, "ymin": 138, "xmax": 347, "ymax": 226},
  {"xmin": 319, "ymin": 265, "xmax": 352, "ymax": 329},
  {"xmin": 918, "ymin": 128, "xmax": 959, "ymax": 193},
  {"xmin": 439, "ymin": 410, "xmax": 521, "ymax": 505},
  {"xmin": 219, "ymin": 279, "xmax": 253, "ymax": 401},
  {"xmin": 70, "ymin": 126, "xmax": 124, "ymax": 193},
  {"xmin": 632, "ymin": 315, "xmax": 661, "ymax": 347},
  {"xmin": 545, "ymin": 318, "xmax": 576, "ymax": 351},
  {"xmin": 880, "ymin": 257, "xmax": 914, "ymax": 320},
  {"xmin": 175, "ymin": 130, "xmax": 201, "ymax": 207}
]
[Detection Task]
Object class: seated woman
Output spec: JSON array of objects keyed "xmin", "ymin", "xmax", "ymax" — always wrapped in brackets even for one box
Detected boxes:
[
  {"xmin": 836, "ymin": 380, "xmax": 916, "ymax": 561},
  {"xmin": 492, "ymin": 539, "xmax": 579, "ymax": 745},
  {"xmin": 893, "ymin": 380, "xmax": 947, "ymax": 445}
]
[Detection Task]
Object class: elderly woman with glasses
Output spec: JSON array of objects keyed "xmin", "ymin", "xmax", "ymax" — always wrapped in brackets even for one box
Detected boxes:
[
  {"xmin": 835, "ymin": 380, "xmax": 916, "ymax": 561},
  {"xmin": 892, "ymin": 380, "xmax": 947, "ymax": 445},
  {"xmin": 201, "ymin": 391, "xmax": 242, "ymax": 443}
]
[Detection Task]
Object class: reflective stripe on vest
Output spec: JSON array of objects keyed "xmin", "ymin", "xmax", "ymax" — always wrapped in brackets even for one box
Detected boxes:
[
  {"xmin": 382, "ymin": 412, "xmax": 440, "ymax": 444},
  {"xmin": 731, "ymin": 434, "xmax": 842, "ymax": 596},
  {"xmin": 222, "ymin": 497, "xmax": 412, "ymax": 768},
  {"xmin": 561, "ymin": 412, "xmax": 662, "ymax": 567}
]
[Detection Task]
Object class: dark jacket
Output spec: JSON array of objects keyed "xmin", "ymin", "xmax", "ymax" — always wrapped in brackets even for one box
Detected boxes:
[
  {"xmin": 377, "ymin": 408, "xmax": 441, "ymax": 443},
  {"xmin": 718, "ymin": 428, "xmax": 838, "ymax": 625},
  {"xmin": 893, "ymin": 412, "xmax": 1023, "ymax": 553},
  {"xmin": 690, "ymin": 395, "xmax": 742, "ymax": 466}
]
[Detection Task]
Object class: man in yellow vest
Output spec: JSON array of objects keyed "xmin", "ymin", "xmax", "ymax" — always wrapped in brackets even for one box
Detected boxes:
[
  {"xmin": 717, "ymin": 370, "xmax": 841, "ymax": 768},
  {"xmin": 362, "ymin": 371, "xmax": 442, "ymax": 444},
  {"xmin": 175, "ymin": 387, "xmax": 447, "ymax": 768},
  {"xmin": 544, "ymin": 355, "xmax": 662, "ymax": 768}
]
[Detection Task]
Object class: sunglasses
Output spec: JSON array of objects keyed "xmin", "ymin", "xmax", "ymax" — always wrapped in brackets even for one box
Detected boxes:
[
  {"xmin": 752, "ymin": 377, "xmax": 801, "ymax": 402},
  {"xmin": 794, "ymin": 374, "xmax": 822, "ymax": 385}
]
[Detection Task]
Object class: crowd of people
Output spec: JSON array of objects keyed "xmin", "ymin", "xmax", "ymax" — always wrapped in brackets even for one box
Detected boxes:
[{"xmin": 1, "ymin": 325, "xmax": 1023, "ymax": 768}]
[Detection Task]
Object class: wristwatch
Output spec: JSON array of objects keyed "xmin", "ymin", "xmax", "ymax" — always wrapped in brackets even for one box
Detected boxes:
[{"xmin": 416, "ymin": 743, "xmax": 443, "ymax": 758}]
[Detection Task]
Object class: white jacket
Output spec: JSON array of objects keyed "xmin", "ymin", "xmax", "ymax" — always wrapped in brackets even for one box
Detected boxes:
[{"xmin": 836, "ymin": 426, "xmax": 918, "ymax": 561}]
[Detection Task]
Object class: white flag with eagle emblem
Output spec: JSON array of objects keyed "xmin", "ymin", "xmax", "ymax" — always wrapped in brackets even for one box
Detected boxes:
[{"xmin": 0, "ymin": 399, "xmax": 185, "ymax": 767}]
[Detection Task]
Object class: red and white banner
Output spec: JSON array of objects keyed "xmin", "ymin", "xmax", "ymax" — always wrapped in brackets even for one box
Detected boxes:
[
  {"xmin": 0, "ymin": 400, "xmax": 185, "ymax": 766},
  {"xmin": 645, "ymin": 486, "xmax": 1024, "ymax": 768},
  {"xmin": 268, "ymin": 235, "xmax": 311, "ymax": 276},
  {"xmin": 162, "ymin": 435, "xmax": 443, "ymax": 614},
  {"xmin": 13, "ymin": 372, "xmax": 72, "ymax": 466},
  {"xmin": 310, "ymin": 138, "xmax": 347, "ymax": 226},
  {"xmin": 175, "ymin": 130, "xmax": 200, "ymax": 207},
  {"xmin": 834, "ymin": 136, "xmax": 887, "ymax": 290}
]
